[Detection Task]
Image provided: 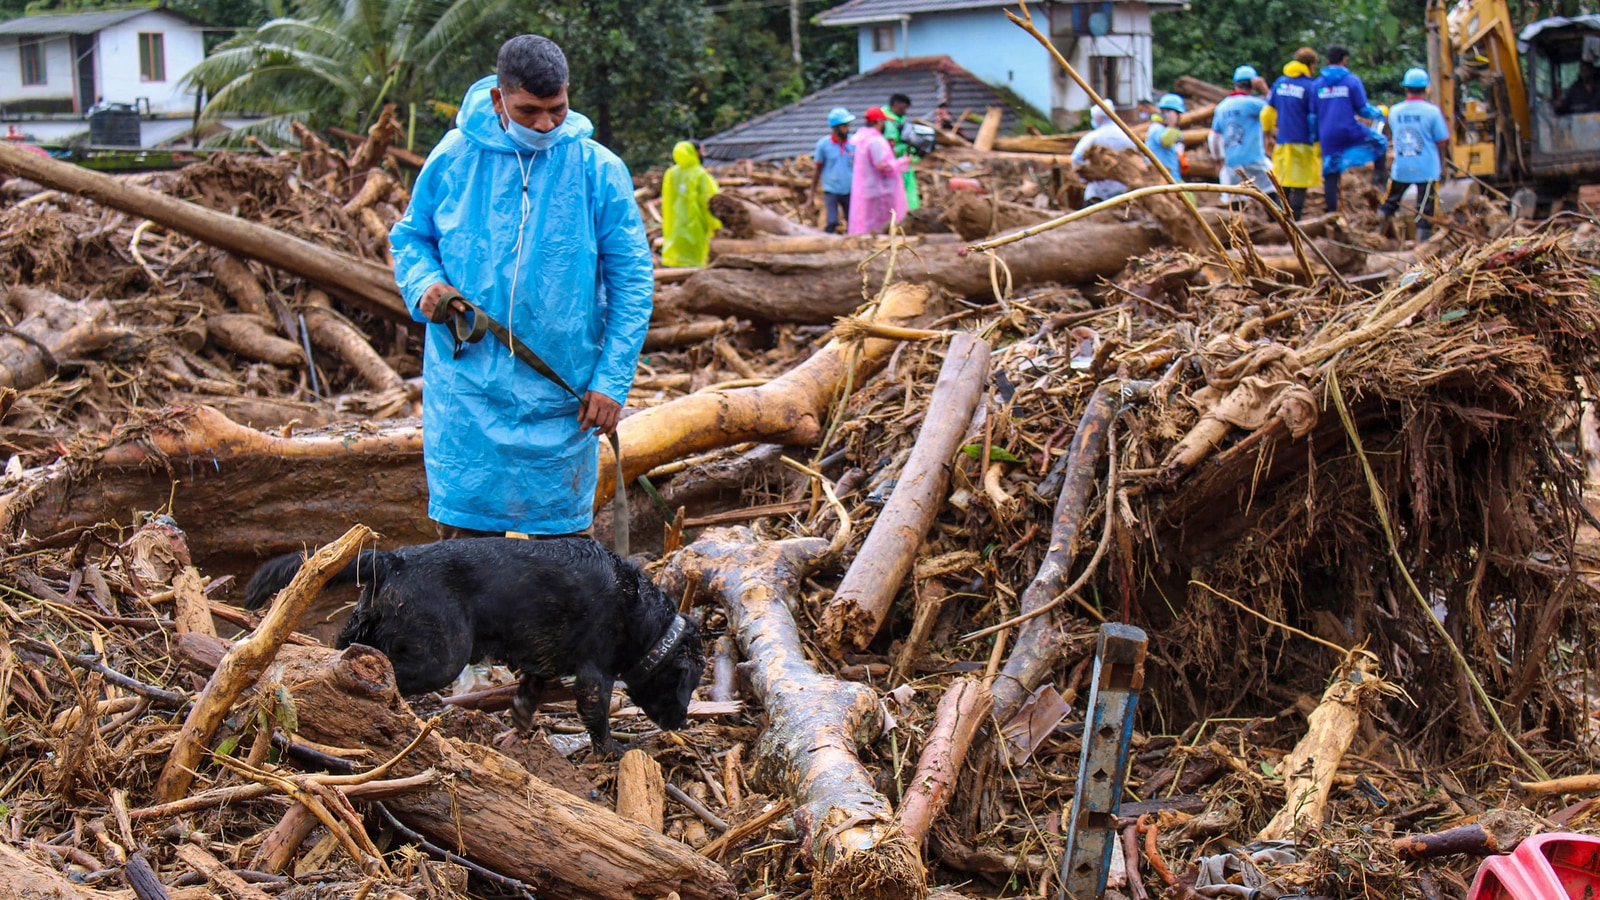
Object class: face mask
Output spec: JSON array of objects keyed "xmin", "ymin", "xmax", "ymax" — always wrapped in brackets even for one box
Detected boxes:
[{"xmin": 501, "ymin": 114, "xmax": 563, "ymax": 152}]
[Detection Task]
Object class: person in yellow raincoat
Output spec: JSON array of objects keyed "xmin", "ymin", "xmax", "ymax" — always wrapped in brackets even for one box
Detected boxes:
[
  {"xmin": 660, "ymin": 141, "xmax": 721, "ymax": 267},
  {"xmin": 1262, "ymin": 47, "xmax": 1322, "ymax": 219}
]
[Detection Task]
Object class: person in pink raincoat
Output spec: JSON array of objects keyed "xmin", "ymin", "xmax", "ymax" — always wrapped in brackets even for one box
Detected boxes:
[{"xmin": 847, "ymin": 107, "xmax": 910, "ymax": 234}]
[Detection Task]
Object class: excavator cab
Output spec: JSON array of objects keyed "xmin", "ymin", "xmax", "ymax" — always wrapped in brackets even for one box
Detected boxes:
[{"xmin": 1519, "ymin": 16, "xmax": 1600, "ymax": 180}]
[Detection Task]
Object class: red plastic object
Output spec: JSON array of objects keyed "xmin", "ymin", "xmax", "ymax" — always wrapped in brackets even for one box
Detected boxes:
[
  {"xmin": 947, "ymin": 177, "xmax": 985, "ymax": 193},
  {"xmin": 1468, "ymin": 833, "xmax": 1600, "ymax": 900}
]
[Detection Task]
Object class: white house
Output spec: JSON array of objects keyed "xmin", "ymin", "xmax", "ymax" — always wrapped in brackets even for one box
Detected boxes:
[
  {"xmin": 817, "ymin": 0, "xmax": 1186, "ymax": 128},
  {"xmin": 0, "ymin": 6, "xmax": 215, "ymax": 145}
]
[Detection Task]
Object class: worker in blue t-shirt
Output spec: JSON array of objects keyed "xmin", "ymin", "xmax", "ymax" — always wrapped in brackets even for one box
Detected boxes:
[
  {"xmin": 1208, "ymin": 65, "xmax": 1276, "ymax": 209},
  {"xmin": 811, "ymin": 107, "xmax": 857, "ymax": 234},
  {"xmin": 1145, "ymin": 93, "xmax": 1187, "ymax": 181},
  {"xmin": 1380, "ymin": 68, "xmax": 1450, "ymax": 242},
  {"xmin": 1313, "ymin": 44, "xmax": 1388, "ymax": 214}
]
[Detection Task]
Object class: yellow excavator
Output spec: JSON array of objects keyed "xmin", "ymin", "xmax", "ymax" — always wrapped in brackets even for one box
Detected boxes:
[{"xmin": 1427, "ymin": 0, "xmax": 1600, "ymax": 204}]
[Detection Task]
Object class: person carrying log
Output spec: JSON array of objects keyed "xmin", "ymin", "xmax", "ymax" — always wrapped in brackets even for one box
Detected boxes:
[
  {"xmin": 1208, "ymin": 65, "xmax": 1278, "ymax": 210},
  {"xmin": 848, "ymin": 107, "xmax": 911, "ymax": 235},
  {"xmin": 811, "ymin": 107, "xmax": 856, "ymax": 234},
  {"xmin": 1313, "ymin": 44, "xmax": 1389, "ymax": 214},
  {"xmin": 1379, "ymin": 68, "xmax": 1450, "ymax": 243},
  {"xmin": 661, "ymin": 141, "xmax": 722, "ymax": 267},
  {"xmin": 390, "ymin": 35, "xmax": 653, "ymax": 539},
  {"xmin": 1264, "ymin": 47, "xmax": 1323, "ymax": 220},
  {"xmin": 1071, "ymin": 106, "xmax": 1136, "ymax": 204}
]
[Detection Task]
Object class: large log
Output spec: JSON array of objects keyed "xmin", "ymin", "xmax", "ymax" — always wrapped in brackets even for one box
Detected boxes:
[
  {"xmin": 822, "ymin": 334, "xmax": 990, "ymax": 653},
  {"xmin": 2, "ymin": 285, "xmax": 929, "ymax": 567},
  {"xmin": 176, "ymin": 634, "xmax": 735, "ymax": 900},
  {"xmin": 674, "ymin": 529, "xmax": 925, "ymax": 900},
  {"xmin": 0, "ymin": 288, "xmax": 129, "ymax": 391},
  {"xmin": 682, "ymin": 219, "xmax": 1163, "ymax": 324},
  {"xmin": 711, "ymin": 234, "xmax": 962, "ymax": 256},
  {"xmin": 0, "ymin": 142, "xmax": 408, "ymax": 322},
  {"xmin": 594, "ymin": 282, "xmax": 931, "ymax": 505},
  {"xmin": 940, "ymin": 191, "xmax": 1057, "ymax": 241}
]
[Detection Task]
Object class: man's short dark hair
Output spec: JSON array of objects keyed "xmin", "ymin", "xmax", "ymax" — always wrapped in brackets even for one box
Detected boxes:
[
  {"xmin": 498, "ymin": 35, "xmax": 568, "ymax": 97},
  {"xmin": 889, "ymin": 92, "xmax": 912, "ymax": 107},
  {"xmin": 1326, "ymin": 44, "xmax": 1349, "ymax": 65}
]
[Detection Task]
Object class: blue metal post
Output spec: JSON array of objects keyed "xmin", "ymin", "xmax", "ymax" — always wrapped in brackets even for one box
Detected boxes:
[{"xmin": 1060, "ymin": 622, "xmax": 1148, "ymax": 900}]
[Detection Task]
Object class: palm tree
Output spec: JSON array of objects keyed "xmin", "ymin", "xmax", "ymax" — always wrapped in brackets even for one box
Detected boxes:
[{"xmin": 183, "ymin": 0, "xmax": 503, "ymax": 141}]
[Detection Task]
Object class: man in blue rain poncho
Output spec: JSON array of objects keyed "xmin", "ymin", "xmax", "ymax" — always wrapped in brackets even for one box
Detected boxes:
[{"xmin": 390, "ymin": 35, "xmax": 653, "ymax": 538}]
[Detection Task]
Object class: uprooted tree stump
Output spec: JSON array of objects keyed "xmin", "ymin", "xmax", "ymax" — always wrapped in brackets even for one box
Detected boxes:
[
  {"xmin": 674, "ymin": 529, "xmax": 927, "ymax": 900},
  {"xmin": 176, "ymin": 634, "xmax": 735, "ymax": 900}
]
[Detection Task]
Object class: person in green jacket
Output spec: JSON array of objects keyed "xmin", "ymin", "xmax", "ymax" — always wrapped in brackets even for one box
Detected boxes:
[
  {"xmin": 660, "ymin": 140, "xmax": 721, "ymax": 267},
  {"xmin": 882, "ymin": 92, "xmax": 921, "ymax": 211}
]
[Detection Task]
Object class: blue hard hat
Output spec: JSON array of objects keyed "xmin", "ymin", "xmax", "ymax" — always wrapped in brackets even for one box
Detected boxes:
[
  {"xmin": 1402, "ymin": 67, "xmax": 1429, "ymax": 89},
  {"xmin": 827, "ymin": 107, "xmax": 856, "ymax": 127},
  {"xmin": 1157, "ymin": 93, "xmax": 1187, "ymax": 113},
  {"xmin": 1233, "ymin": 65, "xmax": 1259, "ymax": 82}
]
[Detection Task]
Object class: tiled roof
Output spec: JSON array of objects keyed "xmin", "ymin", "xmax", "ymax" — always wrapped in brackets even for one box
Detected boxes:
[
  {"xmin": 700, "ymin": 57, "xmax": 1025, "ymax": 162},
  {"xmin": 0, "ymin": 6, "xmax": 204, "ymax": 35},
  {"xmin": 815, "ymin": 0, "xmax": 1017, "ymax": 25}
]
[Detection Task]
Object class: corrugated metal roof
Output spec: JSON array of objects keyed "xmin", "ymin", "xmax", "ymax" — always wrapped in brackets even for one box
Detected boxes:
[
  {"xmin": 701, "ymin": 57, "xmax": 1026, "ymax": 162},
  {"xmin": 815, "ymin": 0, "xmax": 1016, "ymax": 25},
  {"xmin": 0, "ymin": 7, "xmax": 200, "ymax": 35}
]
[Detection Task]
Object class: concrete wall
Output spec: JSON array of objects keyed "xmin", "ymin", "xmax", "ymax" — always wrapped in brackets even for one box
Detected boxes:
[
  {"xmin": 850, "ymin": 3, "xmax": 1163, "ymax": 125},
  {"xmin": 0, "ymin": 35, "xmax": 75, "ymax": 106},
  {"xmin": 94, "ymin": 11, "xmax": 206, "ymax": 113}
]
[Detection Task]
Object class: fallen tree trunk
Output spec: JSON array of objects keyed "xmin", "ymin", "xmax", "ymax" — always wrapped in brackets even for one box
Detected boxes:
[
  {"xmin": 0, "ymin": 288, "xmax": 129, "ymax": 391},
  {"xmin": 299, "ymin": 306, "xmax": 407, "ymax": 393},
  {"xmin": 1257, "ymin": 653, "xmax": 1389, "ymax": 841},
  {"xmin": 595, "ymin": 282, "xmax": 931, "ymax": 505},
  {"xmin": 1078, "ymin": 145, "xmax": 1210, "ymax": 253},
  {"xmin": 0, "ymin": 142, "xmax": 407, "ymax": 322},
  {"xmin": 682, "ymin": 219, "xmax": 1163, "ymax": 324},
  {"xmin": 642, "ymin": 317, "xmax": 743, "ymax": 351},
  {"xmin": 898, "ymin": 677, "xmax": 992, "ymax": 847},
  {"xmin": 711, "ymin": 234, "xmax": 962, "ymax": 256},
  {"xmin": 1174, "ymin": 75, "xmax": 1230, "ymax": 105},
  {"xmin": 823, "ymin": 334, "xmax": 990, "ymax": 654},
  {"xmin": 992, "ymin": 379, "xmax": 1123, "ymax": 723},
  {"xmin": 3, "ymin": 286, "xmax": 926, "ymax": 565},
  {"xmin": 710, "ymin": 193, "xmax": 823, "ymax": 238},
  {"xmin": 176, "ymin": 634, "xmax": 736, "ymax": 900},
  {"xmin": 674, "ymin": 529, "xmax": 925, "ymax": 900}
]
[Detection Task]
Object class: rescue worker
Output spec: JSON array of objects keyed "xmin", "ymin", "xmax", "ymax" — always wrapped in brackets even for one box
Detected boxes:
[
  {"xmin": 390, "ymin": 35, "xmax": 653, "ymax": 539},
  {"xmin": 1145, "ymin": 93, "xmax": 1187, "ymax": 181},
  {"xmin": 1313, "ymin": 44, "xmax": 1388, "ymax": 214},
  {"xmin": 883, "ymin": 92, "xmax": 921, "ymax": 210},
  {"xmin": 660, "ymin": 141, "xmax": 721, "ymax": 267},
  {"xmin": 811, "ymin": 107, "xmax": 856, "ymax": 234},
  {"xmin": 1071, "ymin": 106, "xmax": 1136, "ymax": 204},
  {"xmin": 848, "ymin": 106, "xmax": 910, "ymax": 234},
  {"xmin": 1263, "ymin": 47, "xmax": 1321, "ymax": 219},
  {"xmin": 1208, "ymin": 65, "xmax": 1276, "ymax": 209},
  {"xmin": 1380, "ymin": 68, "xmax": 1450, "ymax": 242}
]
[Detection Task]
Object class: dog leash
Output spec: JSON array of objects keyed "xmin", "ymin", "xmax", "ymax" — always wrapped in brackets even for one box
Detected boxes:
[{"xmin": 429, "ymin": 290, "xmax": 630, "ymax": 557}]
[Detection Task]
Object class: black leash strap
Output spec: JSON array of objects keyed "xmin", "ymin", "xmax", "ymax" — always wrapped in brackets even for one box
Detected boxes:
[{"xmin": 430, "ymin": 290, "xmax": 630, "ymax": 557}]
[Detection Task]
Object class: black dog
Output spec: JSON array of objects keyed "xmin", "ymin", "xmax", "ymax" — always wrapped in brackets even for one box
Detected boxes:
[{"xmin": 244, "ymin": 537, "xmax": 703, "ymax": 754}]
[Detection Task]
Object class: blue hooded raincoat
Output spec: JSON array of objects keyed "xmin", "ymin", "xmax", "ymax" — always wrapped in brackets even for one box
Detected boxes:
[{"xmin": 390, "ymin": 75, "xmax": 654, "ymax": 534}]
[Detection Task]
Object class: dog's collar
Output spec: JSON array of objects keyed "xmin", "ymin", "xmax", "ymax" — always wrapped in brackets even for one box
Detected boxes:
[{"xmin": 626, "ymin": 614, "xmax": 690, "ymax": 683}]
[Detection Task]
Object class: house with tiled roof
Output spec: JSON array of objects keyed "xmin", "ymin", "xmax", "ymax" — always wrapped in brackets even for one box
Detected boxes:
[
  {"xmin": 817, "ymin": 0, "xmax": 1186, "ymax": 128},
  {"xmin": 700, "ymin": 55, "xmax": 1022, "ymax": 162}
]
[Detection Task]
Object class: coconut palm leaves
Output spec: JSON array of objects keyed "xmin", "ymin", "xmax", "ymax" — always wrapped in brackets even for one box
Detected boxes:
[{"xmin": 183, "ymin": 0, "xmax": 503, "ymax": 137}]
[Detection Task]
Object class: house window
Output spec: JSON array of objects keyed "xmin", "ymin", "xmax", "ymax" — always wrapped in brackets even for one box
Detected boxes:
[
  {"xmin": 871, "ymin": 24, "xmax": 896, "ymax": 53},
  {"xmin": 138, "ymin": 32, "xmax": 165, "ymax": 81},
  {"xmin": 1090, "ymin": 55, "xmax": 1135, "ymax": 108},
  {"xmin": 20, "ymin": 39, "xmax": 45, "ymax": 85}
]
